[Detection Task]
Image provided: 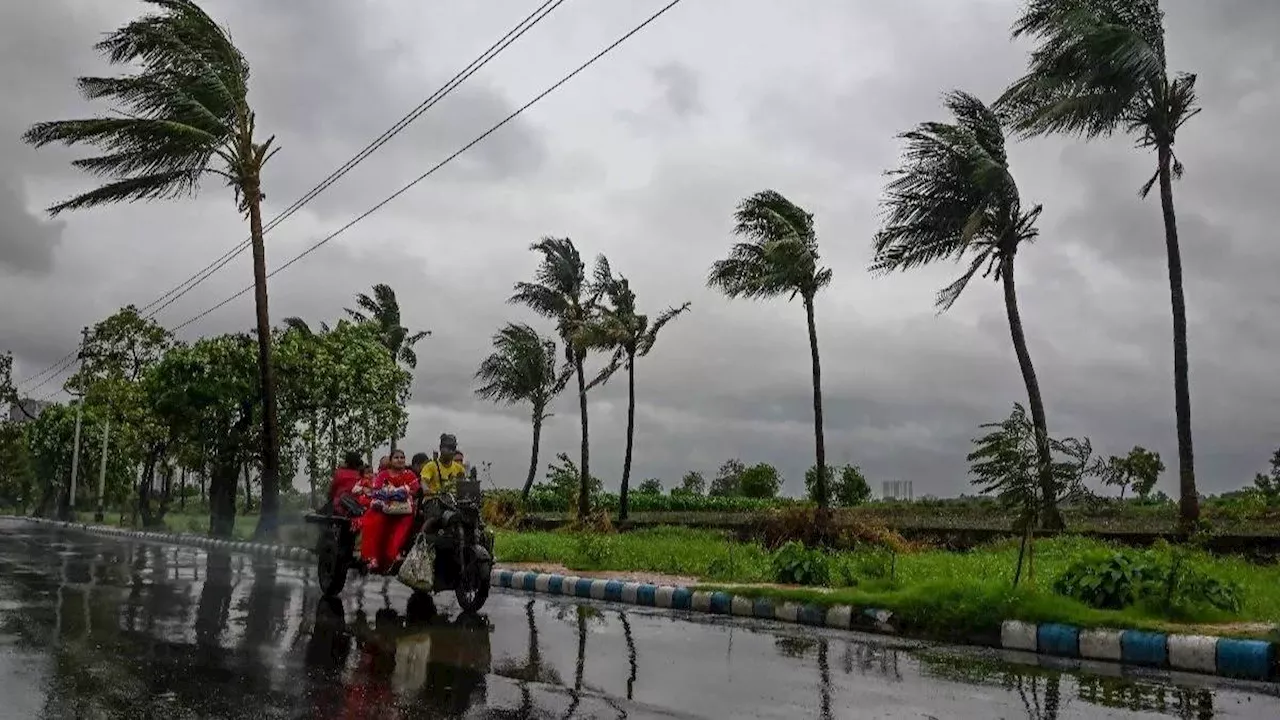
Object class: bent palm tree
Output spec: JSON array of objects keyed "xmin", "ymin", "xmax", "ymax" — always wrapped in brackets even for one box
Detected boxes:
[
  {"xmin": 874, "ymin": 90, "xmax": 1063, "ymax": 530},
  {"xmin": 474, "ymin": 323, "xmax": 572, "ymax": 501},
  {"xmin": 510, "ymin": 238, "xmax": 598, "ymax": 518},
  {"xmin": 346, "ymin": 283, "xmax": 431, "ymax": 453},
  {"xmin": 584, "ymin": 257, "xmax": 690, "ymax": 522},
  {"xmin": 998, "ymin": 0, "xmax": 1201, "ymax": 528},
  {"xmin": 23, "ymin": 0, "xmax": 285, "ymax": 539},
  {"xmin": 709, "ymin": 190, "xmax": 833, "ymax": 510}
]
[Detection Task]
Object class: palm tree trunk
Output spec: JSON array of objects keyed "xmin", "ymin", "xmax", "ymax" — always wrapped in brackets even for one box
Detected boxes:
[
  {"xmin": 575, "ymin": 353, "xmax": 591, "ymax": 519},
  {"xmin": 619, "ymin": 355, "xmax": 637, "ymax": 523},
  {"xmin": 246, "ymin": 185, "xmax": 282, "ymax": 541},
  {"xmin": 1158, "ymin": 142, "xmax": 1198, "ymax": 531},
  {"xmin": 803, "ymin": 295, "xmax": 828, "ymax": 512},
  {"xmin": 522, "ymin": 410, "xmax": 543, "ymax": 502},
  {"xmin": 1000, "ymin": 254, "xmax": 1063, "ymax": 530}
]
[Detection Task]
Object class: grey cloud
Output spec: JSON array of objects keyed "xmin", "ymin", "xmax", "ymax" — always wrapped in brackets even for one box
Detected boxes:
[
  {"xmin": 0, "ymin": 180, "xmax": 63, "ymax": 275},
  {"xmin": 4, "ymin": 0, "xmax": 1279, "ymax": 498},
  {"xmin": 652, "ymin": 62, "xmax": 702, "ymax": 118}
]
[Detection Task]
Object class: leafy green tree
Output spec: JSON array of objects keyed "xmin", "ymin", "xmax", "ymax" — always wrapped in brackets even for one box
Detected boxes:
[
  {"xmin": 636, "ymin": 478, "xmax": 663, "ymax": 495},
  {"xmin": 0, "ymin": 422, "xmax": 35, "ymax": 512},
  {"xmin": 1096, "ymin": 446, "xmax": 1165, "ymax": 499},
  {"xmin": 709, "ymin": 459, "xmax": 744, "ymax": 497},
  {"xmin": 969, "ymin": 403, "xmax": 1094, "ymax": 585},
  {"xmin": 475, "ymin": 323, "xmax": 572, "ymax": 502},
  {"xmin": 67, "ymin": 306, "xmax": 174, "ymax": 526},
  {"xmin": 25, "ymin": 404, "xmax": 132, "ymax": 519},
  {"xmin": 998, "ymin": 0, "xmax": 1201, "ymax": 529},
  {"xmin": 740, "ymin": 463, "xmax": 782, "ymax": 499},
  {"xmin": 538, "ymin": 452, "xmax": 602, "ymax": 509},
  {"xmin": 147, "ymin": 334, "xmax": 259, "ymax": 537},
  {"xmin": 806, "ymin": 464, "xmax": 872, "ymax": 507},
  {"xmin": 1252, "ymin": 448, "xmax": 1280, "ymax": 507},
  {"xmin": 511, "ymin": 238, "xmax": 599, "ymax": 519},
  {"xmin": 345, "ymin": 283, "xmax": 430, "ymax": 454},
  {"xmin": 24, "ymin": 0, "xmax": 286, "ymax": 538},
  {"xmin": 874, "ymin": 91, "xmax": 1060, "ymax": 529},
  {"xmin": 582, "ymin": 256, "xmax": 690, "ymax": 521},
  {"xmin": 708, "ymin": 191, "xmax": 833, "ymax": 509},
  {"xmin": 679, "ymin": 471, "xmax": 706, "ymax": 497}
]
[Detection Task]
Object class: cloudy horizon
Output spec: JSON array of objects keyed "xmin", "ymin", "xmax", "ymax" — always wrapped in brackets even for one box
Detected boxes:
[{"xmin": 2, "ymin": 0, "xmax": 1277, "ymax": 499}]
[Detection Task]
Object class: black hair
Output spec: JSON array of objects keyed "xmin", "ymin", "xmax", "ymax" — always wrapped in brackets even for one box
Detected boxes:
[
  {"xmin": 343, "ymin": 451, "xmax": 363, "ymax": 470},
  {"xmin": 410, "ymin": 452, "xmax": 430, "ymax": 468}
]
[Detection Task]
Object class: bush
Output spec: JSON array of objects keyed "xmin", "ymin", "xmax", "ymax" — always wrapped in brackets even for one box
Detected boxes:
[
  {"xmin": 740, "ymin": 463, "xmax": 781, "ymax": 499},
  {"xmin": 805, "ymin": 464, "xmax": 872, "ymax": 507},
  {"xmin": 753, "ymin": 505, "xmax": 911, "ymax": 553},
  {"xmin": 1053, "ymin": 549, "xmax": 1241, "ymax": 613},
  {"xmin": 482, "ymin": 493, "xmax": 522, "ymax": 530},
  {"xmin": 771, "ymin": 541, "xmax": 830, "ymax": 586},
  {"xmin": 635, "ymin": 478, "xmax": 663, "ymax": 495}
]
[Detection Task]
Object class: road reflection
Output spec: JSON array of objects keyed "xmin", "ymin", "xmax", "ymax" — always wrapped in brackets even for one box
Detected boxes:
[{"xmin": 2, "ymin": 523, "xmax": 1277, "ymax": 719}]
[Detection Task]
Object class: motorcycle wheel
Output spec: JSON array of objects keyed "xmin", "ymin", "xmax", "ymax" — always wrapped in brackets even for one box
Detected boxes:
[
  {"xmin": 455, "ymin": 552, "xmax": 491, "ymax": 613},
  {"xmin": 317, "ymin": 530, "xmax": 351, "ymax": 597}
]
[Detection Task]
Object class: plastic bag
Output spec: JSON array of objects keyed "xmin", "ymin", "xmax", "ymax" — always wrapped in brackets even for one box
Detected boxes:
[{"xmin": 398, "ymin": 534, "xmax": 436, "ymax": 592}]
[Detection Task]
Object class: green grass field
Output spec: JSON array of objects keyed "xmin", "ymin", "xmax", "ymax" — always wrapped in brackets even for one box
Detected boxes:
[{"xmin": 495, "ymin": 526, "xmax": 1280, "ymax": 639}]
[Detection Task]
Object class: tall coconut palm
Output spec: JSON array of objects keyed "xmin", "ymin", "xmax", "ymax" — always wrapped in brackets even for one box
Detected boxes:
[
  {"xmin": 510, "ymin": 238, "xmax": 598, "ymax": 519},
  {"xmin": 474, "ymin": 323, "xmax": 572, "ymax": 501},
  {"xmin": 997, "ymin": 0, "xmax": 1202, "ymax": 528},
  {"xmin": 23, "ymin": 0, "xmax": 286, "ymax": 539},
  {"xmin": 583, "ymin": 257, "xmax": 689, "ymax": 522},
  {"xmin": 873, "ymin": 90, "xmax": 1063, "ymax": 530},
  {"xmin": 708, "ymin": 190, "xmax": 833, "ymax": 510},
  {"xmin": 345, "ymin": 283, "xmax": 431, "ymax": 453}
]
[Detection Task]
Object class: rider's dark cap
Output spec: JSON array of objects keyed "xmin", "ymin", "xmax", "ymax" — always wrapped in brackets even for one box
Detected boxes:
[{"xmin": 439, "ymin": 433, "xmax": 458, "ymax": 451}]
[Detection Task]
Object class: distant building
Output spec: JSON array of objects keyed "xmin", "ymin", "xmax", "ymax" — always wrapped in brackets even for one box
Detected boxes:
[
  {"xmin": 8, "ymin": 399, "xmax": 51, "ymax": 424},
  {"xmin": 881, "ymin": 480, "xmax": 914, "ymax": 502}
]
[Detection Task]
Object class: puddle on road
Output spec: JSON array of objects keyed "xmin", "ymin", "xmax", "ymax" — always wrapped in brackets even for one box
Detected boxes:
[{"xmin": 1, "ymin": 523, "xmax": 1278, "ymax": 719}]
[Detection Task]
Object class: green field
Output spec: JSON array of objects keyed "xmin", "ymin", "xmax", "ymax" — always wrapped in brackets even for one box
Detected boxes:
[{"xmin": 495, "ymin": 526, "xmax": 1280, "ymax": 640}]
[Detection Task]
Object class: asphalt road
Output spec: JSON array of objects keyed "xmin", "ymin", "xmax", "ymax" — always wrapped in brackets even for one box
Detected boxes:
[{"xmin": 2, "ymin": 519, "xmax": 1279, "ymax": 719}]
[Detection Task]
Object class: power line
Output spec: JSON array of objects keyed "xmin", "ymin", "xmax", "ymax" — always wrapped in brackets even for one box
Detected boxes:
[
  {"xmin": 140, "ymin": 0, "xmax": 569, "ymax": 321},
  {"xmin": 172, "ymin": 0, "xmax": 687, "ymax": 334},
  {"xmin": 13, "ymin": 0, "xmax": 568, "ymax": 393}
]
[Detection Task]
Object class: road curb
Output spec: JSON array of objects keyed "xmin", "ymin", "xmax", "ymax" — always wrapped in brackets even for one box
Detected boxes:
[
  {"xmin": 4, "ymin": 514, "xmax": 317, "ymax": 565},
  {"xmin": 7, "ymin": 515, "xmax": 1275, "ymax": 682},
  {"xmin": 487, "ymin": 568, "xmax": 1278, "ymax": 683}
]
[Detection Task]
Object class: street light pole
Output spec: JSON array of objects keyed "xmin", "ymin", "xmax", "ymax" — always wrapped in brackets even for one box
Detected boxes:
[
  {"xmin": 94, "ymin": 417, "xmax": 110, "ymax": 522},
  {"xmin": 65, "ymin": 327, "xmax": 88, "ymax": 520}
]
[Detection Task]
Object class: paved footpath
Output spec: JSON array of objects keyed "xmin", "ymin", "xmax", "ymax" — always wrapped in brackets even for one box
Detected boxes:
[{"xmin": 3, "ymin": 518, "xmax": 1280, "ymax": 718}]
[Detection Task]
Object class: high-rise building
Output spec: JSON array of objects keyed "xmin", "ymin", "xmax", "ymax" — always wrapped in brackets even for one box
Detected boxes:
[{"xmin": 881, "ymin": 479, "xmax": 914, "ymax": 502}]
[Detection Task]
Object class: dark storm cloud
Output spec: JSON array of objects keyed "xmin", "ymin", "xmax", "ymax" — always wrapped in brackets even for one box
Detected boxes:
[{"xmin": 3, "ymin": 0, "xmax": 1278, "ymax": 496}]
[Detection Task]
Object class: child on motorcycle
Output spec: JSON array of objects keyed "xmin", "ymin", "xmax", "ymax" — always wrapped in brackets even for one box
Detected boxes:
[{"xmin": 360, "ymin": 449, "xmax": 420, "ymax": 571}]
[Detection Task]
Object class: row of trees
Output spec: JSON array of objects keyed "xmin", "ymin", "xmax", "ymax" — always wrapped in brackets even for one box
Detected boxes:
[
  {"xmin": 16, "ymin": 0, "xmax": 1205, "ymax": 532},
  {"xmin": 0, "ymin": 284, "xmax": 425, "ymax": 536}
]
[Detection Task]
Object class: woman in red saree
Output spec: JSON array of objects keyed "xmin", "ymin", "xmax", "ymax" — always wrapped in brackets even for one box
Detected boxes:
[{"xmin": 360, "ymin": 449, "xmax": 420, "ymax": 571}]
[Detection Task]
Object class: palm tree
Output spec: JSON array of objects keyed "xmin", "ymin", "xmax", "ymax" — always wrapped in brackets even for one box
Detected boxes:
[
  {"xmin": 583, "ymin": 257, "xmax": 689, "ymax": 522},
  {"xmin": 873, "ymin": 91, "xmax": 1063, "ymax": 530},
  {"xmin": 23, "ymin": 0, "xmax": 286, "ymax": 539},
  {"xmin": 708, "ymin": 190, "xmax": 833, "ymax": 510},
  {"xmin": 510, "ymin": 238, "xmax": 599, "ymax": 519},
  {"xmin": 997, "ymin": 0, "xmax": 1201, "ymax": 528},
  {"xmin": 474, "ymin": 323, "xmax": 572, "ymax": 501},
  {"xmin": 345, "ymin": 283, "xmax": 431, "ymax": 453}
]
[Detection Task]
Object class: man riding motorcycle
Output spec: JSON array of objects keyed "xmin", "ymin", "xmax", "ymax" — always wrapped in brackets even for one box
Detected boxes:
[{"xmin": 418, "ymin": 433, "xmax": 468, "ymax": 535}]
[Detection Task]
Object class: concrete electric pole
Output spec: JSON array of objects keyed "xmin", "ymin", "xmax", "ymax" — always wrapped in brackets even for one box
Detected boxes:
[{"xmin": 65, "ymin": 327, "xmax": 88, "ymax": 520}]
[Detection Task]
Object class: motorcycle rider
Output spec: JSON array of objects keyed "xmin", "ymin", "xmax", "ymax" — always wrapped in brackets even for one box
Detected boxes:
[{"xmin": 418, "ymin": 433, "xmax": 468, "ymax": 534}]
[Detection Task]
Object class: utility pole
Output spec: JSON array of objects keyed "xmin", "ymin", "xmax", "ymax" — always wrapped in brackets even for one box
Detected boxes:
[
  {"xmin": 65, "ymin": 327, "xmax": 88, "ymax": 521},
  {"xmin": 94, "ymin": 417, "xmax": 110, "ymax": 522}
]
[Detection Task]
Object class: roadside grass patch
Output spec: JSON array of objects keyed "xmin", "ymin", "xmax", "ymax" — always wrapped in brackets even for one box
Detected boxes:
[{"xmin": 494, "ymin": 525, "xmax": 1280, "ymax": 637}]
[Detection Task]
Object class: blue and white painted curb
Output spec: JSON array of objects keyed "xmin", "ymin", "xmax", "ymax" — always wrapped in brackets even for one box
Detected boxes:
[
  {"xmin": 8, "ymin": 516, "xmax": 1275, "ymax": 683},
  {"xmin": 1001, "ymin": 620, "xmax": 1275, "ymax": 682},
  {"xmin": 491, "ymin": 568, "xmax": 1277, "ymax": 683},
  {"xmin": 4, "ymin": 515, "xmax": 317, "ymax": 564}
]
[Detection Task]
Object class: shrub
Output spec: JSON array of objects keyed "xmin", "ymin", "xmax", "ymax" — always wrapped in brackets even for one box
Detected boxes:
[
  {"xmin": 805, "ymin": 464, "xmax": 872, "ymax": 507},
  {"xmin": 635, "ymin": 478, "xmax": 663, "ymax": 495},
  {"xmin": 1053, "ymin": 549, "xmax": 1242, "ymax": 613},
  {"xmin": 771, "ymin": 541, "xmax": 830, "ymax": 586},
  {"xmin": 740, "ymin": 463, "xmax": 782, "ymax": 499},
  {"xmin": 753, "ymin": 505, "xmax": 911, "ymax": 553},
  {"xmin": 482, "ymin": 493, "xmax": 522, "ymax": 530}
]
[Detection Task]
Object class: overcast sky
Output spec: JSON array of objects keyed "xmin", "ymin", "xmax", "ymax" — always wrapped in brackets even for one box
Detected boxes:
[{"xmin": 2, "ymin": 0, "xmax": 1277, "ymax": 498}]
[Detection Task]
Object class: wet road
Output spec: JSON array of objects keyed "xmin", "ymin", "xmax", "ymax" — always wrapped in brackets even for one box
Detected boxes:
[{"xmin": 2, "ymin": 520, "xmax": 1279, "ymax": 719}]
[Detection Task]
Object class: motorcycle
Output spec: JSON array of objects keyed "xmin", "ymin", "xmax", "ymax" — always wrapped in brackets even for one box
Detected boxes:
[{"xmin": 305, "ymin": 474, "xmax": 495, "ymax": 613}]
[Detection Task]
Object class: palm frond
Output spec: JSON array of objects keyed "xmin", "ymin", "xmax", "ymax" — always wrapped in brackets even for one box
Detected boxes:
[
  {"xmin": 474, "ymin": 323, "xmax": 567, "ymax": 410},
  {"xmin": 585, "ymin": 348, "xmax": 624, "ymax": 391},
  {"xmin": 637, "ymin": 302, "xmax": 691, "ymax": 356},
  {"xmin": 45, "ymin": 169, "xmax": 205, "ymax": 215}
]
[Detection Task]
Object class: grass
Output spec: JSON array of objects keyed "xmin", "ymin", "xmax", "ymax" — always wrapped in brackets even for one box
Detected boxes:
[{"xmin": 495, "ymin": 526, "xmax": 1280, "ymax": 640}]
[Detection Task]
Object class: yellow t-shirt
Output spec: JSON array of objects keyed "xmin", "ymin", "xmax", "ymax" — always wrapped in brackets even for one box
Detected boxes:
[{"xmin": 420, "ymin": 459, "xmax": 467, "ymax": 495}]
